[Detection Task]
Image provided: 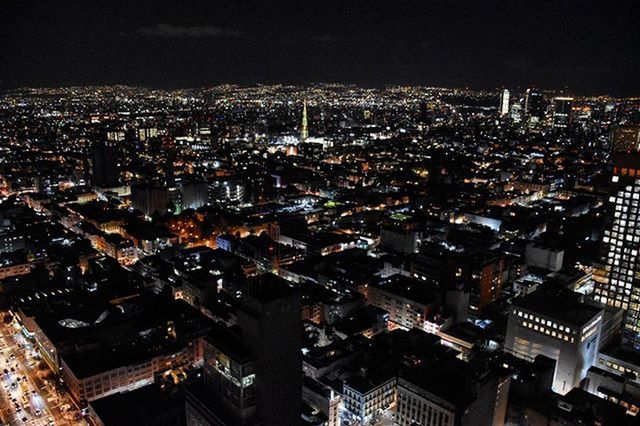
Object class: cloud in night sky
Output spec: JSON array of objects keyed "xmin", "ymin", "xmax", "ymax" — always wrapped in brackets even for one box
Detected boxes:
[
  {"xmin": 138, "ymin": 24, "xmax": 244, "ymax": 39},
  {"xmin": 2, "ymin": 0, "xmax": 639, "ymax": 95}
]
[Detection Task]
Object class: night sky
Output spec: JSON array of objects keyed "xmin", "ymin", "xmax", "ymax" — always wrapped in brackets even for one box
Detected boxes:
[{"xmin": 2, "ymin": 0, "xmax": 639, "ymax": 95}]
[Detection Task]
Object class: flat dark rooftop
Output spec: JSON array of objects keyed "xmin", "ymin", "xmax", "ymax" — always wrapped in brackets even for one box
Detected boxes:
[
  {"xmin": 373, "ymin": 274, "xmax": 439, "ymax": 306},
  {"xmin": 600, "ymin": 342, "xmax": 640, "ymax": 367},
  {"xmin": 512, "ymin": 287, "xmax": 602, "ymax": 327},
  {"xmin": 90, "ymin": 384, "xmax": 185, "ymax": 426},
  {"xmin": 63, "ymin": 336, "xmax": 191, "ymax": 379},
  {"xmin": 244, "ymin": 273, "xmax": 298, "ymax": 303},
  {"xmin": 399, "ymin": 365, "xmax": 476, "ymax": 409},
  {"xmin": 205, "ymin": 327, "xmax": 253, "ymax": 365},
  {"xmin": 345, "ymin": 369, "xmax": 396, "ymax": 395}
]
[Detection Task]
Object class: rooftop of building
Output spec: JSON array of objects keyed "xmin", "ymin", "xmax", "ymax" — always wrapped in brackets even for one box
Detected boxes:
[
  {"xmin": 62, "ymin": 332, "xmax": 190, "ymax": 379},
  {"xmin": 89, "ymin": 384, "xmax": 185, "ymax": 426},
  {"xmin": 66, "ymin": 201, "xmax": 128, "ymax": 224},
  {"xmin": 18, "ymin": 288, "xmax": 211, "ymax": 354},
  {"xmin": 124, "ymin": 220, "xmax": 174, "ymax": 241},
  {"xmin": 510, "ymin": 388, "xmax": 630, "ymax": 425},
  {"xmin": 103, "ymin": 232, "xmax": 134, "ymax": 247},
  {"xmin": 372, "ymin": 274, "xmax": 440, "ymax": 306},
  {"xmin": 243, "ymin": 272, "xmax": 299, "ymax": 304},
  {"xmin": 438, "ymin": 322, "xmax": 485, "ymax": 346},
  {"xmin": 280, "ymin": 228, "xmax": 356, "ymax": 247},
  {"xmin": 600, "ymin": 343, "xmax": 640, "ymax": 369},
  {"xmin": 332, "ymin": 305, "xmax": 387, "ymax": 337},
  {"xmin": 511, "ymin": 286, "xmax": 603, "ymax": 327},
  {"xmin": 204, "ymin": 327, "xmax": 253, "ymax": 365},
  {"xmin": 303, "ymin": 336, "xmax": 364, "ymax": 370},
  {"xmin": 398, "ymin": 363, "xmax": 477, "ymax": 409},
  {"xmin": 344, "ymin": 371, "xmax": 396, "ymax": 395}
]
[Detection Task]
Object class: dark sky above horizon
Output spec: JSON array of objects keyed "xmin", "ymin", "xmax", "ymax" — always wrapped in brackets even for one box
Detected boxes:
[{"xmin": 2, "ymin": 0, "xmax": 639, "ymax": 96}]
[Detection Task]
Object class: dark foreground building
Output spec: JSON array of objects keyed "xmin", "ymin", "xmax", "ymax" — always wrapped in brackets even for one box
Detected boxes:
[{"xmin": 186, "ymin": 274, "xmax": 301, "ymax": 425}]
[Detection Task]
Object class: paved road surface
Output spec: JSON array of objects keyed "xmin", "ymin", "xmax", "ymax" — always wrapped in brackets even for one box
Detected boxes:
[{"xmin": 0, "ymin": 317, "xmax": 86, "ymax": 426}]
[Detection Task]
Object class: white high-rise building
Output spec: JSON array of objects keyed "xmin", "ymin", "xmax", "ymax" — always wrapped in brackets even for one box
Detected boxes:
[
  {"xmin": 594, "ymin": 131, "xmax": 640, "ymax": 353},
  {"xmin": 499, "ymin": 89, "xmax": 510, "ymax": 116}
]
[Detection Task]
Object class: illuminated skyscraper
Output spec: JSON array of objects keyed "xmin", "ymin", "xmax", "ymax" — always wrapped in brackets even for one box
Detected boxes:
[
  {"xmin": 595, "ymin": 127, "xmax": 640, "ymax": 353},
  {"xmin": 524, "ymin": 88, "xmax": 545, "ymax": 119},
  {"xmin": 301, "ymin": 99, "xmax": 309, "ymax": 141},
  {"xmin": 499, "ymin": 89, "xmax": 510, "ymax": 116},
  {"xmin": 553, "ymin": 97, "xmax": 574, "ymax": 129}
]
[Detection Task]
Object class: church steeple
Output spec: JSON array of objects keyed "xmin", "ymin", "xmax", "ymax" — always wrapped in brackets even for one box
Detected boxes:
[{"xmin": 301, "ymin": 99, "xmax": 309, "ymax": 141}]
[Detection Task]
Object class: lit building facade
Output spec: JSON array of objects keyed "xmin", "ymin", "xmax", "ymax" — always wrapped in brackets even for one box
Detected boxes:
[
  {"xmin": 499, "ymin": 89, "xmax": 510, "ymax": 116},
  {"xmin": 610, "ymin": 126, "xmax": 640, "ymax": 152},
  {"xmin": 61, "ymin": 341, "xmax": 202, "ymax": 402},
  {"xmin": 0, "ymin": 231, "xmax": 25, "ymax": 253},
  {"xmin": 380, "ymin": 223, "xmax": 419, "ymax": 254},
  {"xmin": 342, "ymin": 377, "xmax": 396, "ymax": 424},
  {"xmin": 367, "ymin": 275, "xmax": 439, "ymax": 331},
  {"xmin": 208, "ymin": 179, "xmax": 245, "ymax": 204},
  {"xmin": 0, "ymin": 261, "xmax": 32, "ymax": 280},
  {"xmin": 595, "ymin": 141, "xmax": 640, "ymax": 353},
  {"xmin": 553, "ymin": 97, "xmax": 574, "ymax": 129},
  {"xmin": 505, "ymin": 289, "xmax": 603, "ymax": 395},
  {"xmin": 396, "ymin": 366, "xmax": 510, "ymax": 426}
]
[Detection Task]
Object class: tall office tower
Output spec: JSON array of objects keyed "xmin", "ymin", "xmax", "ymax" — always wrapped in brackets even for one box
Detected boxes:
[
  {"xmin": 505, "ymin": 287, "xmax": 603, "ymax": 395},
  {"xmin": 553, "ymin": 97, "xmax": 574, "ymax": 128},
  {"xmin": 595, "ymin": 128, "xmax": 640, "ymax": 353},
  {"xmin": 237, "ymin": 276, "xmax": 301, "ymax": 426},
  {"xmin": 185, "ymin": 328, "xmax": 259, "ymax": 425},
  {"xmin": 91, "ymin": 141, "xmax": 119, "ymax": 188},
  {"xmin": 509, "ymin": 103, "xmax": 523, "ymax": 122},
  {"xmin": 524, "ymin": 88, "xmax": 545, "ymax": 119},
  {"xmin": 499, "ymin": 89, "xmax": 510, "ymax": 116},
  {"xmin": 301, "ymin": 99, "xmax": 309, "ymax": 141},
  {"xmin": 186, "ymin": 274, "xmax": 301, "ymax": 426}
]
